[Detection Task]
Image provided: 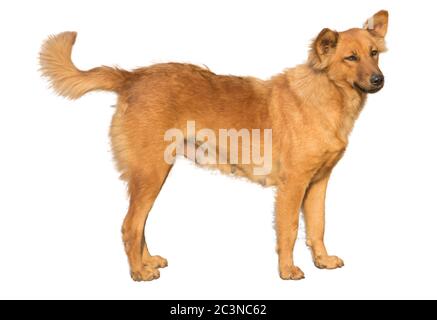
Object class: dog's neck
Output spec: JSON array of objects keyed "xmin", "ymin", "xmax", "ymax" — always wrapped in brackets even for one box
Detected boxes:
[
  {"xmin": 335, "ymin": 83, "xmax": 367, "ymax": 141},
  {"xmin": 286, "ymin": 65, "xmax": 367, "ymax": 143}
]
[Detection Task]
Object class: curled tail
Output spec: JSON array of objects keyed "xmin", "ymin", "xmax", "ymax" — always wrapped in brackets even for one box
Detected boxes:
[{"xmin": 39, "ymin": 31, "xmax": 130, "ymax": 99}]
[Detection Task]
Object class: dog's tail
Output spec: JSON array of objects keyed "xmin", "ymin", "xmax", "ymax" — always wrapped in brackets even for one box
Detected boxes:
[{"xmin": 39, "ymin": 32, "xmax": 130, "ymax": 99}]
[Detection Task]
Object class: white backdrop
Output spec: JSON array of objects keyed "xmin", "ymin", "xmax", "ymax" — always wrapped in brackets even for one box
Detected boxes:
[{"xmin": 0, "ymin": 0, "xmax": 436, "ymax": 299}]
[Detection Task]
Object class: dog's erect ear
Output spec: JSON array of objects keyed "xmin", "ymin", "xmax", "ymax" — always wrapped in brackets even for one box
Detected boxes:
[
  {"xmin": 364, "ymin": 10, "xmax": 389, "ymax": 38},
  {"xmin": 308, "ymin": 28, "xmax": 339, "ymax": 70},
  {"xmin": 314, "ymin": 28, "xmax": 339, "ymax": 56}
]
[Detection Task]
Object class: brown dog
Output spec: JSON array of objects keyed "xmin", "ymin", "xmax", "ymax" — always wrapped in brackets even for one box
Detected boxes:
[{"xmin": 40, "ymin": 10, "xmax": 388, "ymax": 281}]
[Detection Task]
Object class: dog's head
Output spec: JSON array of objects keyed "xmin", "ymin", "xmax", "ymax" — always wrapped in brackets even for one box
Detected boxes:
[{"xmin": 308, "ymin": 10, "xmax": 389, "ymax": 94}]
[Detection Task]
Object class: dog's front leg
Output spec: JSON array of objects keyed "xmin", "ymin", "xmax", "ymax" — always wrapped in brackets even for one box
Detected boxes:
[
  {"xmin": 275, "ymin": 180, "xmax": 308, "ymax": 280},
  {"xmin": 303, "ymin": 174, "xmax": 344, "ymax": 270}
]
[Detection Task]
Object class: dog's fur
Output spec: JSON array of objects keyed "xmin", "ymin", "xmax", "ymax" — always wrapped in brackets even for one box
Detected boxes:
[{"xmin": 40, "ymin": 11, "xmax": 389, "ymax": 281}]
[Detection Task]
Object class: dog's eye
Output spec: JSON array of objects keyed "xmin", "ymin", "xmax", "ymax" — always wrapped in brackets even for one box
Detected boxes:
[
  {"xmin": 344, "ymin": 55, "xmax": 358, "ymax": 62},
  {"xmin": 371, "ymin": 50, "xmax": 379, "ymax": 57}
]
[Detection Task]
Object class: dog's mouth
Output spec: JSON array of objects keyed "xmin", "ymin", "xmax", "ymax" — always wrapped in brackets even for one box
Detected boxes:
[{"xmin": 354, "ymin": 83, "xmax": 384, "ymax": 94}]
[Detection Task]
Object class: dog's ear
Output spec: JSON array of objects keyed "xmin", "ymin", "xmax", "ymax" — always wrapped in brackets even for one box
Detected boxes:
[
  {"xmin": 364, "ymin": 10, "xmax": 389, "ymax": 38},
  {"xmin": 308, "ymin": 28, "xmax": 339, "ymax": 70}
]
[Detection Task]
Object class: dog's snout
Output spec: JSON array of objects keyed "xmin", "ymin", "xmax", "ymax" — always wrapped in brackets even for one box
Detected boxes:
[{"xmin": 370, "ymin": 74, "xmax": 384, "ymax": 87}]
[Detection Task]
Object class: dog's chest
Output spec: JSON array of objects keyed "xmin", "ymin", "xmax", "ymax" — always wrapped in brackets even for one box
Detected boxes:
[
  {"xmin": 312, "ymin": 147, "xmax": 346, "ymax": 181},
  {"xmin": 291, "ymin": 132, "xmax": 347, "ymax": 181}
]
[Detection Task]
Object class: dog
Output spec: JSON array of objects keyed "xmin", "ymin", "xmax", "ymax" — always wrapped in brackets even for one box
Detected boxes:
[{"xmin": 40, "ymin": 10, "xmax": 388, "ymax": 281}]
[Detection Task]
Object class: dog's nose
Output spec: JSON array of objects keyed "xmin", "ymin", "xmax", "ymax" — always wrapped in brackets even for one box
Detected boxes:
[{"xmin": 370, "ymin": 74, "xmax": 384, "ymax": 87}]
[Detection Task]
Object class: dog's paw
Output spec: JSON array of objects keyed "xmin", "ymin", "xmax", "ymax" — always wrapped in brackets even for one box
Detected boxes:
[
  {"xmin": 142, "ymin": 255, "xmax": 168, "ymax": 269},
  {"xmin": 279, "ymin": 265, "xmax": 305, "ymax": 280},
  {"xmin": 314, "ymin": 255, "xmax": 344, "ymax": 270},
  {"xmin": 130, "ymin": 267, "xmax": 160, "ymax": 282}
]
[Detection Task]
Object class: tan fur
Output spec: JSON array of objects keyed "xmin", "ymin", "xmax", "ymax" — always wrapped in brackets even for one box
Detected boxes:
[
  {"xmin": 40, "ymin": 11, "xmax": 389, "ymax": 281},
  {"xmin": 39, "ymin": 32, "xmax": 130, "ymax": 99}
]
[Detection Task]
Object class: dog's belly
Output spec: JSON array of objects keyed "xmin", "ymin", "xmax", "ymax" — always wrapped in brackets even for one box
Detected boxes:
[
  {"xmin": 178, "ymin": 137, "xmax": 345, "ymax": 187},
  {"xmin": 181, "ymin": 139, "xmax": 278, "ymax": 187},
  {"xmin": 203, "ymin": 162, "xmax": 277, "ymax": 187}
]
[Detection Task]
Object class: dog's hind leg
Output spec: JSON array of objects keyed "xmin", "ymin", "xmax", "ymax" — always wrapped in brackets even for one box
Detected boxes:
[{"xmin": 122, "ymin": 161, "xmax": 172, "ymax": 282}]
